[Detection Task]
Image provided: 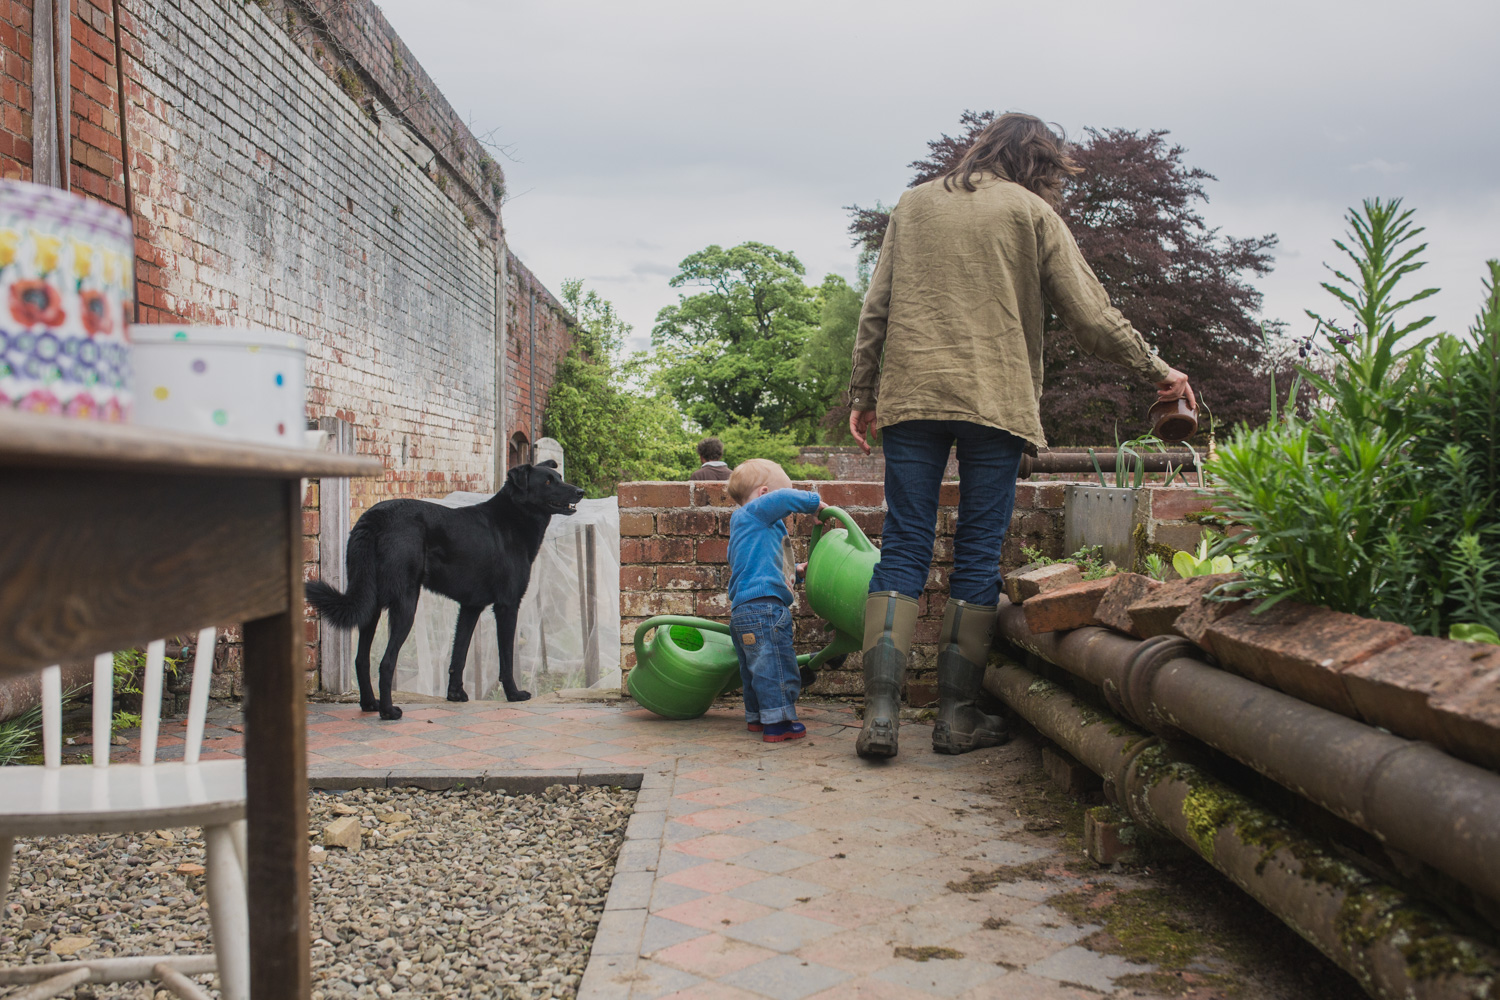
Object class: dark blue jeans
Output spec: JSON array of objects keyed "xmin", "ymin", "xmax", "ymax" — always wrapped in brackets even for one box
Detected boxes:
[
  {"xmin": 870, "ymin": 420, "xmax": 1027, "ymax": 606},
  {"xmin": 730, "ymin": 597, "xmax": 800, "ymax": 724}
]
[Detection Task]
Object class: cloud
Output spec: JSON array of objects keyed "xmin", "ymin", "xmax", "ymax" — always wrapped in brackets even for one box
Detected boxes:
[{"xmin": 1351, "ymin": 158, "xmax": 1412, "ymax": 174}]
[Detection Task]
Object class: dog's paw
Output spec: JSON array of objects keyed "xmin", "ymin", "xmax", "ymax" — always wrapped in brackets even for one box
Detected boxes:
[
  {"xmin": 506, "ymin": 689, "xmax": 532, "ymax": 702},
  {"xmin": 379, "ymin": 705, "xmax": 404, "ymax": 721},
  {"xmin": 446, "ymin": 687, "xmax": 469, "ymax": 703},
  {"xmin": 360, "ymin": 699, "xmax": 380, "ymax": 713}
]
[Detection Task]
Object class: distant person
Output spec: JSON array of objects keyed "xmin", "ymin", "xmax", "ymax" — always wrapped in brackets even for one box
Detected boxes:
[
  {"xmin": 689, "ymin": 437, "xmax": 730, "ymax": 481},
  {"xmin": 724, "ymin": 459, "xmax": 831, "ymax": 742},
  {"xmin": 847, "ymin": 112, "xmax": 1196, "ymax": 760}
]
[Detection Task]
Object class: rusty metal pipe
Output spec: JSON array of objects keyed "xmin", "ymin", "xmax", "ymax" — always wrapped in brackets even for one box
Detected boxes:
[
  {"xmin": 1018, "ymin": 449, "xmax": 1199, "ymax": 480},
  {"xmin": 0, "ymin": 659, "xmax": 92, "ymax": 722},
  {"xmin": 997, "ymin": 604, "xmax": 1500, "ymax": 906},
  {"xmin": 985, "ymin": 660, "xmax": 1500, "ymax": 1000}
]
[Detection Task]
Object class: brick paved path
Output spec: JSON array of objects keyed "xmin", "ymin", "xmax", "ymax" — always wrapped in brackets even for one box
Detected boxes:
[{"xmin": 120, "ymin": 696, "xmax": 1167, "ymax": 999}]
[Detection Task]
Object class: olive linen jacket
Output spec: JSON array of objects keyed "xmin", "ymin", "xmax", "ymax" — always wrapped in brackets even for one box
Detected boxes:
[{"xmin": 848, "ymin": 173, "xmax": 1172, "ymax": 449}]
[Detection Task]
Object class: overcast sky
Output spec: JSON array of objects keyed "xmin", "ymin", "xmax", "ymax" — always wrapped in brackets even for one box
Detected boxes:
[{"xmin": 377, "ymin": 0, "xmax": 1499, "ymax": 360}]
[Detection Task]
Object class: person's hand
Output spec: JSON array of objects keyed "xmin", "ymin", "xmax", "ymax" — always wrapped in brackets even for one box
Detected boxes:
[
  {"xmin": 1156, "ymin": 368, "xmax": 1197, "ymax": 410},
  {"xmin": 850, "ymin": 409, "xmax": 877, "ymax": 454},
  {"xmin": 795, "ymin": 561, "xmax": 807, "ymax": 577},
  {"xmin": 817, "ymin": 500, "xmax": 830, "ymax": 516}
]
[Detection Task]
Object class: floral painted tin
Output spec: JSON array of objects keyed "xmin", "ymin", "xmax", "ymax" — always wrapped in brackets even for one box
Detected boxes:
[
  {"xmin": 0, "ymin": 180, "xmax": 134, "ymax": 420},
  {"xmin": 129, "ymin": 325, "xmax": 307, "ymax": 446}
]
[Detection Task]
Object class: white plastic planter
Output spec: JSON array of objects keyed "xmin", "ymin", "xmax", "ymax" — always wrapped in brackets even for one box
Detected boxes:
[{"xmin": 129, "ymin": 325, "xmax": 307, "ymax": 446}]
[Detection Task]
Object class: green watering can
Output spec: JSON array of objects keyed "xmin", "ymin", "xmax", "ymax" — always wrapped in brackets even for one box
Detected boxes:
[{"xmin": 627, "ymin": 506, "xmax": 880, "ymax": 720}]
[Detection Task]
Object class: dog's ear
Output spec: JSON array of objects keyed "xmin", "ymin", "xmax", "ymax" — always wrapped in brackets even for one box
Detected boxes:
[
  {"xmin": 537, "ymin": 459, "xmax": 558, "ymax": 470},
  {"xmin": 504, "ymin": 463, "xmax": 531, "ymax": 490}
]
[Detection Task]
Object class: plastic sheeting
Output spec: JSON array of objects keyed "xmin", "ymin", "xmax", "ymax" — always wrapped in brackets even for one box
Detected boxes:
[{"xmin": 370, "ymin": 494, "xmax": 621, "ymax": 700}]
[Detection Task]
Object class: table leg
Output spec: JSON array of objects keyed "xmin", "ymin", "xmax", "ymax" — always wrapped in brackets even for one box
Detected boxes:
[{"xmin": 242, "ymin": 479, "xmax": 311, "ymax": 998}]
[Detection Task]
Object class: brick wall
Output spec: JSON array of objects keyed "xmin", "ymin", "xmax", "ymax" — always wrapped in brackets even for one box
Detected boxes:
[
  {"xmin": 504, "ymin": 248, "xmax": 573, "ymax": 466},
  {"xmin": 0, "ymin": 0, "xmax": 578, "ymax": 692},
  {"xmin": 618, "ymin": 480, "xmax": 1068, "ymax": 705}
]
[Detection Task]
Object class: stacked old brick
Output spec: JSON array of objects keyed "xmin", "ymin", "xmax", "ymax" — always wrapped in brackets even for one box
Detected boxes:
[
  {"xmin": 1008, "ymin": 568, "xmax": 1500, "ymax": 772},
  {"xmin": 618, "ymin": 480, "xmax": 1068, "ymax": 702}
]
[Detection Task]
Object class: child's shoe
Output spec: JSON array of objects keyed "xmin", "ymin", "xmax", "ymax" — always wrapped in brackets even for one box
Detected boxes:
[
  {"xmin": 762, "ymin": 721, "xmax": 806, "ymax": 743},
  {"xmin": 747, "ymin": 723, "xmax": 764, "ymax": 733}
]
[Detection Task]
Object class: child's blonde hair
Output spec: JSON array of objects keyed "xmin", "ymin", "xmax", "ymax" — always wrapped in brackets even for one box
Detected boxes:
[{"xmin": 727, "ymin": 458, "xmax": 784, "ymax": 505}]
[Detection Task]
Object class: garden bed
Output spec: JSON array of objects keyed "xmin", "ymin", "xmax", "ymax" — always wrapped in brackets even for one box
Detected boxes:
[{"xmin": 0, "ymin": 784, "xmax": 633, "ymax": 999}]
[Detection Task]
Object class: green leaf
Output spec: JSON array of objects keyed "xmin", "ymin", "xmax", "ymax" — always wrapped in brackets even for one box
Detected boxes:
[
  {"xmin": 1450, "ymin": 623, "xmax": 1500, "ymax": 645},
  {"xmin": 1173, "ymin": 550, "xmax": 1201, "ymax": 579}
]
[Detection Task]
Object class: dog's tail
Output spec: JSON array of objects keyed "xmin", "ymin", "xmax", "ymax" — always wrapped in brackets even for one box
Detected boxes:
[{"xmin": 305, "ymin": 529, "xmax": 378, "ymax": 630}]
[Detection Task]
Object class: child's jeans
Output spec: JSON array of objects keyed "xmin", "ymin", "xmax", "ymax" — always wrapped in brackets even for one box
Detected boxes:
[{"xmin": 730, "ymin": 597, "xmax": 800, "ymax": 725}]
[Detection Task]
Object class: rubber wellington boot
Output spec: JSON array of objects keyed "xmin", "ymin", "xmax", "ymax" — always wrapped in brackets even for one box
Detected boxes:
[
  {"xmin": 856, "ymin": 592, "xmax": 916, "ymax": 759},
  {"xmin": 932, "ymin": 599, "xmax": 1008, "ymax": 754}
]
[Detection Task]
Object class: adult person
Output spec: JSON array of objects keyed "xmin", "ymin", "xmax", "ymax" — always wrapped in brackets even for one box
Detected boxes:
[
  {"xmin": 847, "ymin": 113, "xmax": 1195, "ymax": 760},
  {"xmin": 689, "ymin": 437, "xmax": 731, "ymax": 481}
]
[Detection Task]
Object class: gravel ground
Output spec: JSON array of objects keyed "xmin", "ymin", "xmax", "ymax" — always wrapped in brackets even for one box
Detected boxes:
[{"xmin": 0, "ymin": 784, "xmax": 634, "ymax": 999}]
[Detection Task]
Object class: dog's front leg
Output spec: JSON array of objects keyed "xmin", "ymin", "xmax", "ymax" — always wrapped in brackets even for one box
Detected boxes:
[
  {"xmin": 493, "ymin": 602, "xmax": 530, "ymax": 702},
  {"xmin": 447, "ymin": 605, "xmax": 483, "ymax": 702}
]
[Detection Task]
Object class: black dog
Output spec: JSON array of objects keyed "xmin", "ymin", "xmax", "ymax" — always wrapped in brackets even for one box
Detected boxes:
[{"xmin": 306, "ymin": 461, "xmax": 584, "ymax": 719}]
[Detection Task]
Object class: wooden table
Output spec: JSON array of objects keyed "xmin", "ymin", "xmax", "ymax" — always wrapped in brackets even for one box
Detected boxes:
[{"xmin": 0, "ymin": 410, "xmax": 382, "ymax": 998}]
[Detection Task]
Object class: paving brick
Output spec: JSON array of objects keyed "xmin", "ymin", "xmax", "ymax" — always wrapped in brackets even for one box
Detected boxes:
[
  {"xmin": 1042, "ymin": 745, "xmax": 1101, "ymax": 796},
  {"xmin": 1344, "ymin": 637, "xmax": 1500, "ymax": 754},
  {"xmin": 1092, "ymin": 573, "xmax": 1161, "ymax": 636},
  {"xmin": 1429, "ymin": 664, "xmax": 1500, "ymax": 773},
  {"xmin": 1010, "ymin": 563, "xmax": 1083, "ymax": 602},
  {"xmin": 1126, "ymin": 574, "xmax": 1240, "ymax": 642},
  {"xmin": 1021, "ymin": 577, "xmax": 1114, "ymax": 634},
  {"xmin": 1204, "ymin": 602, "xmax": 1411, "ymax": 715}
]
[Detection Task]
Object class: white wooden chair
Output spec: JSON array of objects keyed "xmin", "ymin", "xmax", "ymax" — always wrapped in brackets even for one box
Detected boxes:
[{"xmin": 0, "ymin": 629, "xmax": 248, "ymax": 1000}]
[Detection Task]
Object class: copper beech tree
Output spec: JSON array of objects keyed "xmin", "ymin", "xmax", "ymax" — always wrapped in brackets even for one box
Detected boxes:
[{"xmin": 847, "ymin": 112, "xmax": 1281, "ymax": 444}]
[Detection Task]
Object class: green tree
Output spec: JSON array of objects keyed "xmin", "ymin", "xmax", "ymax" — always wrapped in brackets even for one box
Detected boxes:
[
  {"xmin": 651, "ymin": 242, "xmax": 821, "ymax": 436},
  {"xmin": 800, "ymin": 271, "xmax": 867, "ymax": 442},
  {"xmin": 544, "ymin": 281, "xmax": 696, "ymax": 497}
]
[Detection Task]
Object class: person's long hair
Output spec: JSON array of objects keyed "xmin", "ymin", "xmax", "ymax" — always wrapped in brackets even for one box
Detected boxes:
[{"xmin": 941, "ymin": 113, "xmax": 1081, "ymax": 206}]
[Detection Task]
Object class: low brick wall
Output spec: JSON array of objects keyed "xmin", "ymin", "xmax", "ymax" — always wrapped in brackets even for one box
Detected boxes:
[{"xmin": 618, "ymin": 480, "xmax": 1068, "ymax": 705}]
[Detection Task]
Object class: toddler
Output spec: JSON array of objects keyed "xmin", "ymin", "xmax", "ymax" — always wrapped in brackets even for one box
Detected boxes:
[{"xmin": 725, "ymin": 459, "xmax": 827, "ymax": 742}]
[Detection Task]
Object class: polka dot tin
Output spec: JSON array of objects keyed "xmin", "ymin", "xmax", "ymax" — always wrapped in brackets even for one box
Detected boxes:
[
  {"xmin": 0, "ymin": 180, "xmax": 135, "ymax": 421},
  {"xmin": 129, "ymin": 325, "xmax": 306, "ymax": 446}
]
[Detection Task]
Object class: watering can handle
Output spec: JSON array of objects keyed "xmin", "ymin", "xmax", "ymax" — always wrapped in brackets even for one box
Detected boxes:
[
  {"xmin": 809, "ymin": 505, "xmax": 874, "ymax": 554},
  {"xmin": 633, "ymin": 615, "xmax": 733, "ymax": 669}
]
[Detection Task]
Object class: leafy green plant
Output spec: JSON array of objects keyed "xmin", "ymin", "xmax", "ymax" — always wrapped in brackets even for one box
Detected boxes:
[
  {"xmin": 1171, "ymin": 538, "xmax": 1233, "ymax": 579},
  {"xmin": 1022, "ymin": 545, "xmax": 1117, "ymax": 581},
  {"xmin": 1143, "ymin": 553, "xmax": 1169, "ymax": 582},
  {"xmin": 1212, "ymin": 198, "xmax": 1499, "ymax": 635},
  {"xmin": 1451, "ymin": 624, "xmax": 1500, "ymax": 645},
  {"xmin": 110, "ymin": 647, "xmax": 181, "ymax": 733},
  {"xmin": 0, "ymin": 685, "xmax": 85, "ymax": 766},
  {"xmin": 717, "ymin": 416, "xmax": 831, "ymax": 481}
]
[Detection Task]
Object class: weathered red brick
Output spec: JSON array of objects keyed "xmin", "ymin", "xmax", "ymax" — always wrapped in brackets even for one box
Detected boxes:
[
  {"xmin": 620, "ymin": 592, "xmax": 695, "ymax": 617},
  {"xmin": 1343, "ymin": 637, "xmax": 1500, "ymax": 749},
  {"xmin": 1428, "ymin": 656, "xmax": 1500, "ymax": 772},
  {"xmin": 694, "ymin": 592, "xmax": 730, "ymax": 617},
  {"xmin": 658, "ymin": 565, "xmax": 721, "ymax": 591},
  {"xmin": 691, "ymin": 481, "xmax": 734, "ymax": 507},
  {"xmin": 818, "ymin": 482, "xmax": 884, "ymax": 508},
  {"xmin": 618, "ymin": 482, "xmax": 690, "ymax": 508},
  {"xmin": 1204, "ymin": 602, "xmax": 1411, "ymax": 715},
  {"xmin": 1146, "ymin": 486, "xmax": 1226, "ymax": 523},
  {"xmin": 619, "ymin": 510, "xmax": 654, "ymax": 537},
  {"xmin": 619, "ymin": 566, "xmax": 653, "ymax": 592},
  {"xmin": 658, "ymin": 508, "xmax": 723, "ymax": 536},
  {"xmin": 938, "ymin": 482, "xmax": 961, "ymax": 506},
  {"xmin": 643, "ymin": 537, "xmax": 694, "ymax": 563},
  {"xmin": 1022, "ymin": 577, "xmax": 1115, "ymax": 634},
  {"xmin": 697, "ymin": 538, "xmax": 729, "ymax": 564},
  {"xmin": 1172, "ymin": 594, "xmax": 1250, "ymax": 654},
  {"xmin": 1126, "ymin": 575, "xmax": 1239, "ymax": 643},
  {"xmin": 1011, "ymin": 563, "xmax": 1083, "ymax": 602},
  {"xmin": 1093, "ymin": 574, "xmax": 1162, "ymax": 636}
]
